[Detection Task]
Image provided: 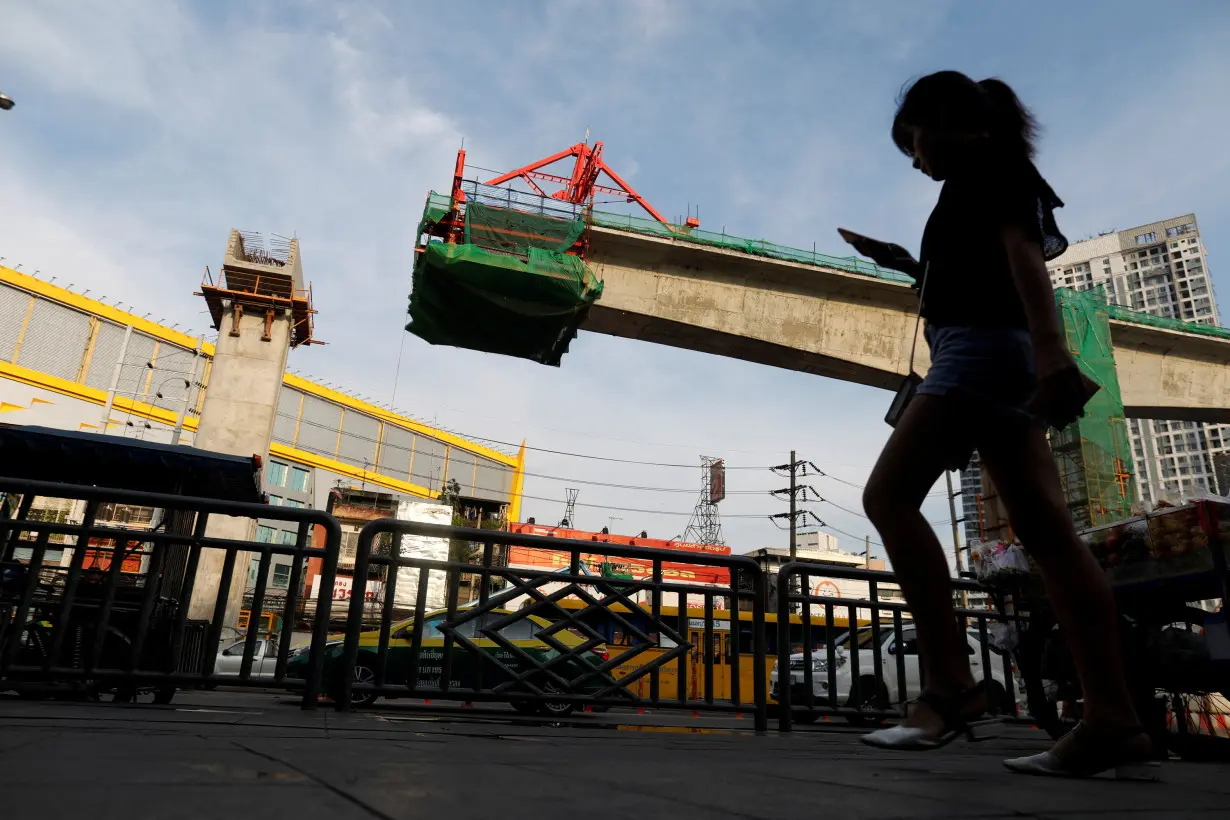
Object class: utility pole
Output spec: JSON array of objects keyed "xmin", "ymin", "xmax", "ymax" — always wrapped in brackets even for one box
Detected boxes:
[
  {"xmin": 770, "ymin": 452, "xmax": 823, "ymax": 614},
  {"xmin": 789, "ymin": 449, "xmax": 797, "ymax": 559},
  {"xmin": 946, "ymin": 471, "xmax": 968, "ymax": 609}
]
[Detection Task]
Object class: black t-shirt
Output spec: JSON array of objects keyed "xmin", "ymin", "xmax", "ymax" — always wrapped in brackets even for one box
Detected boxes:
[{"xmin": 918, "ymin": 145, "xmax": 1067, "ymax": 329}]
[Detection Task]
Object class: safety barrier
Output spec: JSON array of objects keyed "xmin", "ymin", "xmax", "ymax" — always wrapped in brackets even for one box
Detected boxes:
[
  {"xmin": 0, "ymin": 477, "xmax": 340, "ymax": 708},
  {"xmin": 3, "ymin": 480, "xmax": 1046, "ymax": 733},
  {"xmin": 773, "ymin": 561, "xmax": 1025, "ymax": 731},
  {"xmin": 335, "ymin": 518, "xmax": 770, "ymax": 730}
]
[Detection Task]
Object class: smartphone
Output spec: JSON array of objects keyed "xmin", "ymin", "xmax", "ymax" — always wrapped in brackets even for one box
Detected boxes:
[{"xmin": 837, "ymin": 228, "xmax": 871, "ymax": 245}]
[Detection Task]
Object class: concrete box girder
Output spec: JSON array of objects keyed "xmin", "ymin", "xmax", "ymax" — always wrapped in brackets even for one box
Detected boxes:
[{"xmin": 584, "ymin": 227, "xmax": 1230, "ymax": 424}]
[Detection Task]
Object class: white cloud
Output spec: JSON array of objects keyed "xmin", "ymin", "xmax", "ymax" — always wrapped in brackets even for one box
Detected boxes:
[{"xmin": 2, "ymin": 0, "xmax": 1227, "ymax": 565}]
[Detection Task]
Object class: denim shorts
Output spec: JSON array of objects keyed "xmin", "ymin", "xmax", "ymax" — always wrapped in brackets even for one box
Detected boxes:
[{"xmin": 917, "ymin": 324, "xmax": 1043, "ymax": 446}]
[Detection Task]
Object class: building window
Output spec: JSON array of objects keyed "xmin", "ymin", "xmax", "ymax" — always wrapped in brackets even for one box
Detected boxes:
[
  {"xmin": 266, "ymin": 461, "xmax": 288, "ymax": 487},
  {"xmin": 283, "ymin": 498, "xmax": 306, "ymax": 509},
  {"xmin": 256, "ymin": 525, "xmax": 276, "ymax": 543},
  {"xmin": 271, "ymin": 564, "xmax": 292, "ymax": 589},
  {"xmin": 268, "ymin": 494, "xmax": 282, "ymax": 506},
  {"xmin": 278, "ymin": 530, "xmax": 298, "ymax": 546},
  {"xmin": 288, "ymin": 466, "xmax": 310, "ymax": 493},
  {"xmin": 1135, "ymin": 232, "xmax": 1157, "ymax": 245},
  {"xmin": 95, "ymin": 503, "xmax": 155, "ymax": 526}
]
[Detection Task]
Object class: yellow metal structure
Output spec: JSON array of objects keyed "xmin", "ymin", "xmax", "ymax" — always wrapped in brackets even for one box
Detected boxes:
[{"xmin": 0, "ymin": 265, "xmax": 525, "ymax": 511}]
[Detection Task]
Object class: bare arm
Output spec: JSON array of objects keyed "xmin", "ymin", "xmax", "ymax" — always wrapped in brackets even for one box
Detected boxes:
[
  {"xmin": 1001, "ymin": 222, "xmax": 1066, "ymax": 363},
  {"xmin": 838, "ymin": 230, "xmax": 921, "ymax": 278},
  {"xmin": 1002, "ymin": 222, "xmax": 1099, "ymax": 426}
]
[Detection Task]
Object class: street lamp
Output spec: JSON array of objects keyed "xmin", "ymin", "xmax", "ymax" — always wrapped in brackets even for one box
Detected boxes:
[{"xmin": 0, "ymin": 93, "xmax": 14, "ymax": 111}]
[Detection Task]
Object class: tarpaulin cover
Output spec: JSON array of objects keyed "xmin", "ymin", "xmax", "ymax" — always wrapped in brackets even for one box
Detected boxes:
[{"xmin": 407, "ymin": 241, "xmax": 603, "ymax": 367}]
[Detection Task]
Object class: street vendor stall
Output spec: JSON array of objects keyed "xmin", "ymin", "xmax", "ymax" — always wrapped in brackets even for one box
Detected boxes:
[{"xmin": 972, "ymin": 498, "xmax": 1230, "ymax": 758}]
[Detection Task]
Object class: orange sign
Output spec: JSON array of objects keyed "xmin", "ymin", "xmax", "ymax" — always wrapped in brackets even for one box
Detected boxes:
[
  {"xmin": 813, "ymin": 581, "xmax": 841, "ymax": 599},
  {"xmin": 506, "ymin": 545, "xmax": 730, "ymax": 586},
  {"xmin": 509, "ymin": 522, "xmax": 731, "ymax": 556},
  {"xmin": 82, "ymin": 538, "xmax": 145, "ymax": 574}
]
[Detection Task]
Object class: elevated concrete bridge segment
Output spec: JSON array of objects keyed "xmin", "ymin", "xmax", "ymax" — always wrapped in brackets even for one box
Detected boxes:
[{"xmin": 582, "ymin": 226, "xmax": 1230, "ymax": 424}]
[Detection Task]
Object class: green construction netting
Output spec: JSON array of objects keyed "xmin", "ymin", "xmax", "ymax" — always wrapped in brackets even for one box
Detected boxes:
[
  {"xmin": 589, "ymin": 209, "xmax": 915, "ymax": 283},
  {"xmin": 406, "ymin": 241, "xmax": 603, "ymax": 367},
  {"xmin": 1050, "ymin": 287, "xmax": 1135, "ymax": 528},
  {"xmin": 1107, "ymin": 303, "xmax": 1230, "ymax": 340},
  {"xmin": 465, "ymin": 203, "xmax": 586, "ymax": 256}
]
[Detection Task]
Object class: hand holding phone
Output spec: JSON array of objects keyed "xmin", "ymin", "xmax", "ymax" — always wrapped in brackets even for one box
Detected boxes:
[{"xmin": 837, "ymin": 228, "xmax": 919, "ymax": 276}]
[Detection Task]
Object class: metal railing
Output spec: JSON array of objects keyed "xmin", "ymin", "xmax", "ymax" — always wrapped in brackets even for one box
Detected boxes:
[
  {"xmin": 335, "ymin": 518, "xmax": 770, "ymax": 730},
  {"xmin": 773, "ymin": 561, "xmax": 1025, "ymax": 732},
  {"xmin": 1, "ymin": 480, "xmax": 1047, "ymax": 733},
  {"xmin": 0, "ymin": 478, "xmax": 340, "ymax": 707}
]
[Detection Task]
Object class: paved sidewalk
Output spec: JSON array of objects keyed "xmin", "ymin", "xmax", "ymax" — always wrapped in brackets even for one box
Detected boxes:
[{"xmin": 0, "ymin": 692, "xmax": 1225, "ymax": 819}]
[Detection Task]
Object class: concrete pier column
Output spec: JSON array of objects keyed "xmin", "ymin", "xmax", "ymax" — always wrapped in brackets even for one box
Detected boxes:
[{"xmin": 188, "ymin": 231, "xmax": 313, "ymax": 626}]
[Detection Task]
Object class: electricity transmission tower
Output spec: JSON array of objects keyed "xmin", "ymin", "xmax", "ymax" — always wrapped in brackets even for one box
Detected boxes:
[
  {"xmin": 682, "ymin": 456, "xmax": 726, "ymax": 545},
  {"xmin": 560, "ymin": 488, "xmax": 579, "ymax": 527}
]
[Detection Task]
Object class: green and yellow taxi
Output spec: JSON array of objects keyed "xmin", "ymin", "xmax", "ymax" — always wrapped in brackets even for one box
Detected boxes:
[{"xmin": 288, "ymin": 608, "xmax": 614, "ymax": 715}]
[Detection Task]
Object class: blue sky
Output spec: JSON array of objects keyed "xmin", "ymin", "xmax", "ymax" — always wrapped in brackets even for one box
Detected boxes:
[{"xmin": 2, "ymin": 1, "xmax": 1228, "ymax": 564}]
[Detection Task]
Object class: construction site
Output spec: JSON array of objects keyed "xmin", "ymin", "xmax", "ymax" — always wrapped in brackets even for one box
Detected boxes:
[{"xmin": 407, "ymin": 139, "xmax": 1230, "ymax": 548}]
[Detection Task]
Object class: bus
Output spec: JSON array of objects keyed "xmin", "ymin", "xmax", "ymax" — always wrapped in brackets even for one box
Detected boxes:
[{"xmin": 534, "ymin": 598, "xmax": 870, "ymax": 705}]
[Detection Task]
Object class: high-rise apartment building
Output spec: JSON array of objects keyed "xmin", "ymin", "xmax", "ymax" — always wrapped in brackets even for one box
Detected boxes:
[
  {"xmin": 1049, "ymin": 214, "xmax": 1224, "ymax": 505},
  {"xmin": 959, "ymin": 453, "xmax": 983, "ymax": 545},
  {"xmin": 958, "ymin": 214, "xmax": 1224, "ymax": 542}
]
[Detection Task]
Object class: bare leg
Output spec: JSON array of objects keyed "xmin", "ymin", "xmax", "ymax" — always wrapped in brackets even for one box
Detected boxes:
[
  {"xmin": 980, "ymin": 425, "xmax": 1138, "ymax": 729},
  {"xmin": 864, "ymin": 395, "xmax": 976, "ymax": 731}
]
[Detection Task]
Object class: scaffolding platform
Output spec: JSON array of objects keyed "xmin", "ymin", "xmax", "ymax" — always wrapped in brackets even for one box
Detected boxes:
[
  {"xmin": 407, "ymin": 182, "xmax": 603, "ymax": 367},
  {"xmin": 198, "ymin": 230, "xmax": 317, "ymax": 347}
]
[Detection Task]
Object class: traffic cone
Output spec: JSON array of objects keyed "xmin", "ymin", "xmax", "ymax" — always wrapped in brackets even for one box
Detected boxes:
[
  {"xmin": 637, "ymin": 707, "xmax": 646, "ymax": 715},
  {"xmin": 463, "ymin": 701, "xmax": 473, "ymax": 708},
  {"xmin": 691, "ymin": 711, "xmax": 701, "ymax": 718},
  {"xmin": 424, "ymin": 699, "xmax": 432, "ymax": 705},
  {"xmin": 584, "ymin": 704, "xmax": 593, "ymax": 713}
]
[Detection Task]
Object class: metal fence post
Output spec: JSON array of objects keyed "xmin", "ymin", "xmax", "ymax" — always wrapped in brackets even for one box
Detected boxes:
[
  {"xmin": 776, "ymin": 564, "xmax": 793, "ymax": 731},
  {"xmin": 751, "ymin": 565, "xmax": 768, "ymax": 733}
]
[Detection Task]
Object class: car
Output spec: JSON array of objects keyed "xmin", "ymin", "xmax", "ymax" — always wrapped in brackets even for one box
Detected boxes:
[
  {"xmin": 287, "ymin": 608, "xmax": 614, "ymax": 715},
  {"xmin": 213, "ymin": 636, "xmax": 282, "ymax": 678},
  {"xmin": 769, "ymin": 625, "xmax": 1015, "ymax": 726}
]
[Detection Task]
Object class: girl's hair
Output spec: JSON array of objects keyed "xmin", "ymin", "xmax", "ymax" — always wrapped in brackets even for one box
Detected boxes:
[{"xmin": 891, "ymin": 71, "xmax": 1038, "ymax": 159}]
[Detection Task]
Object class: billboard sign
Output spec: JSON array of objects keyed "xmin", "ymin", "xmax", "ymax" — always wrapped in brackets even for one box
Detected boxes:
[
  {"xmin": 708, "ymin": 459, "xmax": 726, "ymax": 504},
  {"xmin": 392, "ymin": 499, "xmax": 454, "ymax": 611},
  {"xmin": 312, "ymin": 574, "xmax": 386, "ymax": 603}
]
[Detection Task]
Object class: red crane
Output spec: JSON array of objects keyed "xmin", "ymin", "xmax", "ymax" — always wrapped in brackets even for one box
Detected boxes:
[{"xmin": 451, "ymin": 140, "xmax": 698, "ymax": 229}]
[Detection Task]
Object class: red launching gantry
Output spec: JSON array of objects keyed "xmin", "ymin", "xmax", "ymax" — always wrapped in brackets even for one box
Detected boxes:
[{"xmin": 450, "ymin": 140, "xmax": 698, "ymax": 229}]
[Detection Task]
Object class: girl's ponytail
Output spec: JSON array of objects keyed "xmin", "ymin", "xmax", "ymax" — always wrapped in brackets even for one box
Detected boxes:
[{"xmin": 977, "ymin": 78, "xmax": 1038, "ymax": 159}]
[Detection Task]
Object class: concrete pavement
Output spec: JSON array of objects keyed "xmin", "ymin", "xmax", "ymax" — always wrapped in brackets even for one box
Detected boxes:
[{"xmin": 1, "ymin": 690, "xmax": 1226, "ymax": 819}]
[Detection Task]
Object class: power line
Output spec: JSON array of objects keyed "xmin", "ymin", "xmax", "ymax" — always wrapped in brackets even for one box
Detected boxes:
[
  {"xmin": 811, "ymin": 466, "xmax": 947, "ymax": 498},
  {"xmin": 281, "ymin": 411, "xmax": 778, "ymax": 479},
  {"xmin": 814, "ymin": 521, "xmax": 884, "ymax": 549},
  {"xmin": 514, "ymin": 489, "xmax": 777, "ymax": 519},
  {"xmin": 379, "ymin": 388, "xmax": 881, "ymax": 462},
  {"xmin": 276, "ymin": 414, "xmax": 900, "ymax": 523}
]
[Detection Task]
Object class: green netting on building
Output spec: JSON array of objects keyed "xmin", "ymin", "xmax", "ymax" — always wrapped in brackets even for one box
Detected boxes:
[
  {"xmin": 407, "ymin": 241, "xmax": 603, "ymax": 367},
  {"xmin": 464, "ymin": 203, "xmax": 586, "ymax": 256},
  {"xmin": 1050, "ymin": 287, "xmax": 1136, "ymax": 528},
  {"xmin": 1107, "ymin": 303, "xmax": 1230, "ymax": 340},
  {"xmin": 589, "ymin": 208, "xmax": 915, "ymax": 284}
]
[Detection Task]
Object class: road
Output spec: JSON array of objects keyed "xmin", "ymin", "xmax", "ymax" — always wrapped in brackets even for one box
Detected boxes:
[{"xmin": 1, "ymin": 688, "xmax": 1227, "ymax": 819}]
